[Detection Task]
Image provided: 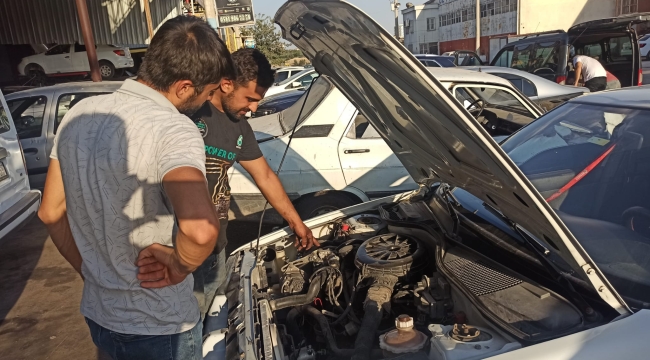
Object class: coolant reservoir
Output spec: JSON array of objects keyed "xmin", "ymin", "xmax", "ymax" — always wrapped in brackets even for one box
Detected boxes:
[
  {"xmin": 428, "ymin": 324, "xmax": 521, "ymax": 360},
  {"xmin": 379, "ymin": 315, "xmax": 428, "ymax": 356}
]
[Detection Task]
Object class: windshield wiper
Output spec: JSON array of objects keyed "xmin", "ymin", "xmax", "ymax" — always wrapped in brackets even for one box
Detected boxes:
[{"xmin": 481, "ymin": 202, "xmax": 599, "ymax": 320}]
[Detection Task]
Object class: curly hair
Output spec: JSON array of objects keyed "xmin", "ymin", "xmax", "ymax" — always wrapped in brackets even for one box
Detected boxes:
[
  {"xmin": 231, "ymin": 48, "xmax": 276, "ymax": 89},
  {"xmin": 138, "ymin": 16, "xmax": 234, "ymax": 93}
]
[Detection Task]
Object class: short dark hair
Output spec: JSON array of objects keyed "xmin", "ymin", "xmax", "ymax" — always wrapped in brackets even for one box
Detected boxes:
[
  {"xmin": 231, "ymin": 48, "xmax": 275, "ymax": 89},
  {"xmin": 138, "ymin": 16, "xmax": 234, "ymax": 93}
]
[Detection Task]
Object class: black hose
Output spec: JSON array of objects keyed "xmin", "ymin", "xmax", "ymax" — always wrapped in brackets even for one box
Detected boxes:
[
  {"xmin": 351, "ymin": 302, "xmax": 383, "ymax": 360},
  {"xmin": 269, "ymin": 274, "xmax": 324, "ymax": 311},
  {"xmin": 286, "ymin": 307, "xmax": 305, "ymax": 345},
  {"xmin": 299, "ymin": 305, "xmax": 355, "ymax": 357}
]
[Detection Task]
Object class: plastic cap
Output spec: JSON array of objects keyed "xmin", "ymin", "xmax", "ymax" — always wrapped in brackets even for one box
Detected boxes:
[{"xmin": 396, "ymin": 315, "xmax": 414, "ymax": 329}]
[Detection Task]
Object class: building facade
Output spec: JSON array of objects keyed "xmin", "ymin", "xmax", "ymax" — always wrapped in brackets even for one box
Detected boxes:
[
  {"xmin": 403, "ymin": 1, "xmax": 440, "ymax": 54},
  {"xmin": 403, "ymin": 0, "xmax": 619, "ymax": 59}
]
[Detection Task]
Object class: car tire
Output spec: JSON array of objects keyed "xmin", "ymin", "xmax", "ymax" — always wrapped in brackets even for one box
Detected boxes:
[
  {"xmin": 294, "ymin": 192, "xmax": 361, "ymax": 220},
  {"xmin": 98, "ymin": 61, "xmax": 115, "ymax": 79},
  {"xmin": 25, "ymin": 64, "xmax": 46, "ymax": 86}
]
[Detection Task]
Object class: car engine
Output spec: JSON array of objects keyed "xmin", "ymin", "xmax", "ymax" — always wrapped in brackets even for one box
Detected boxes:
[{"xmin": 235, "ymin": 202, "xmax": 584, "ymax": 360}]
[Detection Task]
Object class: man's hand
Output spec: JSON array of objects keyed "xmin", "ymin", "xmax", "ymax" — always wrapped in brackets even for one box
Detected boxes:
[
  {"xmin": 136, "ymin": 244, "xmax": 188, "ymax": 288},
  {"xmin": 292, "ymin": 222, "xmax": 320, "ymax": 251}
]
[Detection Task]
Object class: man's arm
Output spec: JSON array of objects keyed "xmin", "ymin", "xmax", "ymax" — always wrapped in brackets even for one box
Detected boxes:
[
  {"xmin": 137, "ymin": 167, "xmax": 220, "ymax": 288},
  {"xmin": 38, "ymin": 159, "xmax": 83, "ymax": 277},
  {"xmin": 240, "ymin": 157, "xmax": 319, "ymax": 250},
  {"xmin": 573, "ymin": 62, "xmax": 583, "ymax": 86}
]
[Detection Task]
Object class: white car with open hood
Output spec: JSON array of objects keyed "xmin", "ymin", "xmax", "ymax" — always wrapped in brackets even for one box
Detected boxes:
[{"xmin": 202, "ymin": 1, "xmax": 650, "ymax": 360}]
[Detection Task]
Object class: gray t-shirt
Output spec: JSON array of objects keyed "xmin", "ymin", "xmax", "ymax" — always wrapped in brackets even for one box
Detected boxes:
[{"xmin": 51, "ymin": 79, "xmax": 206, "ymax": 335}]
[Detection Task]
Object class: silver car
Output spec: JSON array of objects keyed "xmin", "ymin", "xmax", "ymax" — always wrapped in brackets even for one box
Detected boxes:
[
  {"xmin": 464, "ymin": 66, "xmax": 589, "ymax": 111},
  {"xmin": 5, "ymin": 81, "xmax": 122, "ymax": 189}
]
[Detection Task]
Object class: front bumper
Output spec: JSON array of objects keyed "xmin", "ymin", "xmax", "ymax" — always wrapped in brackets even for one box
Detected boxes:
[{"xmin": 0, "ymin": 190, "xmax": 41, "ymax": 240}]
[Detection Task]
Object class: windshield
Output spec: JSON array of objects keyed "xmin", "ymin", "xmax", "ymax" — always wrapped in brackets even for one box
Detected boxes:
[
  {"xmin": 280, "ymin": 76, "xmax": 333, "ymax": 132},
  {"xmin": 502, "ymin": 102, "xmax": 650, "ymax": 305}
]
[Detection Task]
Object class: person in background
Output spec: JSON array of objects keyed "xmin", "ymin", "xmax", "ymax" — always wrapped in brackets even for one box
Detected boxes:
[
  {"xmin": 570, "ymin": 45, "xmax": 608, "ymax": 92},
  {"xmin": 38, "ymin": 16, "xmax": 233, "ymax": 360},
  {"xmin": 191, "ymin": 48, "xmax": 319, "ymax": 318}
]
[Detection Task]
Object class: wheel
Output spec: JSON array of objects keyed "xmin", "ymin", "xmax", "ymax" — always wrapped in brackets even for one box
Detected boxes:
[
  {"xmin": 24, "ymin": 64, "xmax": 46, "ymax": 86},
  {"xmin": 294, "ymin": 192, "xmax": 361, "ymax": 220},
  {"xmin": 622, "ymin": 206, "xmax": 650, "ymax": 237},
  {"xmin": 98, "ymin": 61, "xmax": 116, "ymax": 79}
]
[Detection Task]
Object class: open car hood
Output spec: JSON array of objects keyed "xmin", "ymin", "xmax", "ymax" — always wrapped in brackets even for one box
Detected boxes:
[{"xmin": 275, "ymin": 0, "xmax": 629, "ymax": 314}]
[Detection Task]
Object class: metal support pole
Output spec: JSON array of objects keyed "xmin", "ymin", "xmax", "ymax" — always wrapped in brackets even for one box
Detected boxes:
[
  {"xmin": 143, "ymin": 0, "xmax": 155, "ymax": 41},
  {"xmin": 75, "ymin": 0, "xmax": 101, "ymax": 82},
  {"xmin": 476, "ymin": 0, "xmax": 481, "ymax": 52}
]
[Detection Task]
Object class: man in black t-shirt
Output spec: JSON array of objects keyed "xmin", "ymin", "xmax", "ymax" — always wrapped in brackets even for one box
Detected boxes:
[{"xmin": 192, "ymin": 49, "xmax": 318, "ymax": 318}]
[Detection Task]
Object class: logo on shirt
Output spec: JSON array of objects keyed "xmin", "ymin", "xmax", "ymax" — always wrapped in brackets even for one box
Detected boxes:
[
  {"xmin": 236, "ymin": 135, "xmax": 243, "ymax": 149},
  {"xmin": 196, "ymin": 119, "xmax": 208, "ymax": 138}
]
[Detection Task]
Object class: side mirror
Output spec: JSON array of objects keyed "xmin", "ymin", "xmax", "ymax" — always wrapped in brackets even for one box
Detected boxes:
[{"xmin": 291, "ymin": 82, "xmax": 302, "ymax": 88}]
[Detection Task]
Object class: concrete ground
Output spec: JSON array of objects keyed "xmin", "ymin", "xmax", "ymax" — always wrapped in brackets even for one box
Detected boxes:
[{"xmin": 0, "ymin": 218, "xmax": 270, "ymax": 360}]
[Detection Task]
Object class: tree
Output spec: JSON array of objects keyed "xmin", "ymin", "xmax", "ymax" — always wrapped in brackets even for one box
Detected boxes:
[{"xmin": 240, "ymin": 15, "xmax": 286, "ymax": 64}]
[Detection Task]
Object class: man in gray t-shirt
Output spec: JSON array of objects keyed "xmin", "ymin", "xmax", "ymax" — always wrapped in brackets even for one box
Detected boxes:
[{"xmin": 38, "ymin": 16, "xmax": 233, "ymax": 360}]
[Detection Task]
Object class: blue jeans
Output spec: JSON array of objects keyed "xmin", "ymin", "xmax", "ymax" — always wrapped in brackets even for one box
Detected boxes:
[
  {"xmin": 193, "ymin": 250, "xmax": 227, "ymax": 319},
  {"xmin": 85, "ymin": 318, "xmax": 202, "ymax": 360}
]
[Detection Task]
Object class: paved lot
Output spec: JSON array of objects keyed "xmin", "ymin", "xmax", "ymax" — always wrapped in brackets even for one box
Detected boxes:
[{"xmin": 0, "ymin": 218, "xmax": 271, "ymax": 360}]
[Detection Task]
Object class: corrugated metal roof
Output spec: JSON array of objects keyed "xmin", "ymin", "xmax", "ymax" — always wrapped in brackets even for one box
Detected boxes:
[{"xmin": 0, "ymin": 0, "xmax": 182, "ymax": 45}]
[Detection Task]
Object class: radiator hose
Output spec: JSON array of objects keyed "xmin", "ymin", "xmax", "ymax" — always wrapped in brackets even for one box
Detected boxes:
[{"xmin": 269, "ymin": 272, "xmax": 325, "ymax": 311}]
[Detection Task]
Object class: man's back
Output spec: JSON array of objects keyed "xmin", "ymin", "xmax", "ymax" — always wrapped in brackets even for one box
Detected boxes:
[
  {"xmin": 52, "ymin": 79, "xmax": 206, "ymax": 335},
  {"xmin": 574, "ymin": 55, "xmax": 607, "ymax": 81}
]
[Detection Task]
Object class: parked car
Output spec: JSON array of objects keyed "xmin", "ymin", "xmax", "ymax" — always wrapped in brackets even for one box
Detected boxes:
[
  {"xmin": 265, "ymin": 68, "xmax": 319, "ymax": 97},
  {"xmin": 443, "ymin": 50, "xmax": 485, "ymax": 66},
  {"xmin": 639, "ymin": 33, "xmax": 650, "ymax": 60},
  {"xmin": 490, "ymin": 13, "xmax": 650, "ymax": 87},
  {"xmin": 413, "ymin": 54, "xmax": 456, "ymax": 67},
  {"xmin": 252, "ymin": 89, "xmax": 306, "ymax": 118},
  {"xmin": 18, "ymin": 43, "xmax": 134, "ymax": 80},
  {"xmin": 0, "ymin": 89, "xmax": 41, "ymax": 241},
  {"xmin": 273, "ymin": 66, "xmax": 305, "ymax": 84},
  {"xmin": 228, "ymin": 68, "xmax": 542, "ymax": 223},
  {"xmin": 463, "ymin": 66, "xmax": 589, "ymax": 111},
  {"xmin": 203, "ymin": 2, "xmax": 650, "ymax": 360},
  {"xmin": 5, "ymin": 82, "xmax": 122, "ymax": 189}
]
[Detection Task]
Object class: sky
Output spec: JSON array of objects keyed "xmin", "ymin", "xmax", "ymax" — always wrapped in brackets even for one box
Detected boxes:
[{"xmin": 253, "ymin": 0, "xmax": 398, "ymax": 34}]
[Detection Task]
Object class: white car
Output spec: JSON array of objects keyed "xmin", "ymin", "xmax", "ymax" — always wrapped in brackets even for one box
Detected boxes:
[
  {"xmin": 18, "ymin": 43, "xmax": 134, "ymax": 80},
  {"xmin": 265, "ymin": 68, "xmax": 319, "ymax": 97},
  {"xmin": 0, "ymin": 89, "xmax": 41, "ymax": 241},
  {"xmin": 202, "ymin": 2, "xmax": 650, "ymax": 360},
  {"xmin": 228, "ymin": 68, "xmax": 542, "ymax": 223},
  {"xmin": 640, "ymin": 34, "xmax": 650, "ymax": 60},
  {"xmin": 274, "ymin": 66, "xmax": 305, "ymax": 84}
]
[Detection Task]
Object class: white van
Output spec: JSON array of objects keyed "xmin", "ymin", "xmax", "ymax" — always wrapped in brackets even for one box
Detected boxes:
[{"xmin": 0, "ymin": 89, "xmax": 41, "ymax": 241}]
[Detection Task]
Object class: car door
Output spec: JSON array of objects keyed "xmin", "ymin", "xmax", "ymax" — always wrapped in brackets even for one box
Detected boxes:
[
  {"xmin": 338, "ymin": 112, "xmax": 416, "ymax": 198},
  {"xmin": 5, "ymin": 95, "xmax": 50, "ymax": 189},
  {"xmin": 491, "ymin": 45, "xmax": 515, "ymax": 67},
  {"xmin": 71, "ymin": 43, "xmax": 90, "ymax": 71},
  {"xmin": 42, "ymin": 45, "xmax": 73, "ymax": 74},
  {"xmin": 0, "ymin": 90, "xmax": 31, "ymax": 217}
]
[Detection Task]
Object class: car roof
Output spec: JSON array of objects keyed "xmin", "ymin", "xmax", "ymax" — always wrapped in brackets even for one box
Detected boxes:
[
  {"xmin": 426, "ymin": 67, "xmax": 514, "ymax": 87},
  {"xmin": 6, "ymin": 81, "xmax": 123, "ymax": 99},
  {"xmin": 569, "ymin": 85, "xmax": 650, "ymax": 109}
]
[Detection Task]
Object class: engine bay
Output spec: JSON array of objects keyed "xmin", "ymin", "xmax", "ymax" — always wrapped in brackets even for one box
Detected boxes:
[{"xmin": 226, "ymin": 200, "xmax": 590, "ymax": 360}]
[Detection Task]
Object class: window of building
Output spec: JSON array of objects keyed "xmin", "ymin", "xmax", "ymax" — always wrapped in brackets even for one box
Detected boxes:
[
  {"xmin": 427, "ymin": 17, "xmax": 436, "ymax": 31},
  {"xmin": 617, "ymin": 0, "xmax": 638, "ymax": 15}
]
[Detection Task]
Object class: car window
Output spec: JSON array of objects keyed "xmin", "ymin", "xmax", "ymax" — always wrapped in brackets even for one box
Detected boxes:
[
  {"xmin": 0, "ymin": 102, "xmax": 11, "ymax": 135},
  {"xmin": 55, "ymin": 93, "xmax": 108, "ymax": 134},
  {"xmin": 435, "ymin": 57, "xmax": 456, "ymax": 67},
  {"xmin": 492, "ymin": 47, "xmax": 514, "ymax": 67},
  {"xmin": 75, "ymin": 43, "xmax": 86, "ymax": 52},
  {"xmin": 501, "ymin": 103, "xmax": 650, "ymax": 304},
  {"xmin": 530, "ymin": 41, "xmax": 560, "ymax": 76},
  {"xmin": 45, "ymin": 44, "xmax": 71, "ymax": 56},
  {"xmin": 490, "ymin": 73, "xmax": 538, "ymax": 97},
  {"xmin": 346, "ymin": 113, "xmax": 381, "ymax": 139},
  {"xmin": 453, "ymin": 85, "xmax": 537, "ymax": 136},
  {"xmin": 7, "ymin": 96, "xmax": 47, "ymax": 139},
  {"xmin": 511, "ymin": 43, "xmax": 534, "ymax": 71},
  {"xmin": 609, "ymin": 36, "xmax": 633, "ymax": 61},
  {"xmin": 426, "ymin": 60, "xmax": 441, "ymax": 67},
  {"xmin": 275, "ymin": 71, "xmax": 289, "ymax": 83},
  {"xmin": 291, "ymin": 72, "xmax": 319, "ymax": 89},
  {"xmin": 581, "ymin": 43, "xmax": 603, "ymax": 60}
]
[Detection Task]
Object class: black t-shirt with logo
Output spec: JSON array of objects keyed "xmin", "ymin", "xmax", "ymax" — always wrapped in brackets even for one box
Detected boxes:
[{"xmin": 192, "ymin": 101, "xmax": 263, "ymax": 252}]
